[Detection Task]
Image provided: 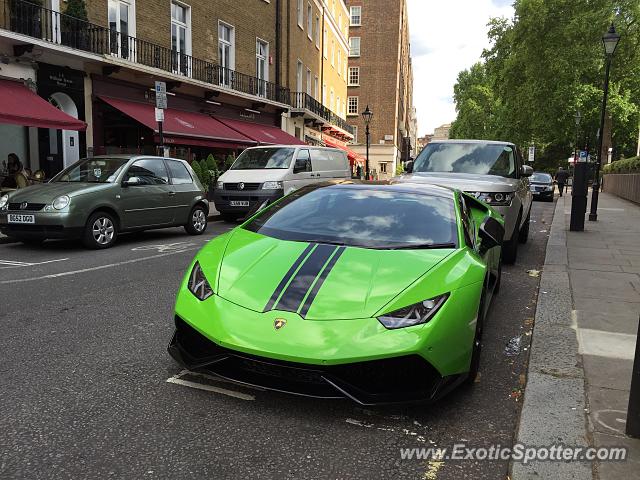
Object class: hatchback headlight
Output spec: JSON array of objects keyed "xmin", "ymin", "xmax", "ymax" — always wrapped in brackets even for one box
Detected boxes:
[
  {"xmin": 52, "ymin": 195, "xmax": 70, "ymax": 210},
  {"xmin": 377, "ymin": 293, "xmax": 449, "ymax": 329},
  {"xmin": 0, "ymin": 194, "xmax": 8, "ymax": 210},
  {"xmin": 262, "ymin": 181, "xmax": 283, "ymax": 190},
  {"xmin": 474, "ymin": 192, "xmax": 513, "ymax": 206},
  {"xmin": 188, "ymin": 261, "xmax": 213, "ymax": 301}
]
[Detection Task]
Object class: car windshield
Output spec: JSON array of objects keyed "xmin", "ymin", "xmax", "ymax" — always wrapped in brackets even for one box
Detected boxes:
[
  {"xmin": 230, "ymin": 148, "xmax": 295, "ymax": 170},
  {"xmin": 531, "ymin": 173, "xmax": 552, "ymax": 183},
  {"xmin": 244, "ymin": 185, "xmax": 459, "ymax": 249},
  {"xmin": 413, "ymin": 143, "xmax": 517, "ymax": 178},
  {"xmin": 51, "ymin": 157, "xmax": 129, "ymax": 183}
]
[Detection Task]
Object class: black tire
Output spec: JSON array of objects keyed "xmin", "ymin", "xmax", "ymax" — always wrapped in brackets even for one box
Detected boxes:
[
  {"xmin": 221, "ymin": 212, "xmax": 240, "ymax": 223},
  {"xmin": 83, "ymin": 211, "xmax": 118, "ymax": 249},
  {"xmin": 466, "ymin": 291, "xmax": 486, "ymax": 386},
  {"xmin": 493, "ymin": 256, "xmax": 502, "ymax": 295},
  {"xmin": 502, "ymin": 213, "xmax": 520, "ymax": 264},
  {"xmin": 518, "ymin": 209, "xmax": 530, "ymax": 244},
  {"xmin": 184, "ymin": 205, "xmax": 208, "ymax": 235}
]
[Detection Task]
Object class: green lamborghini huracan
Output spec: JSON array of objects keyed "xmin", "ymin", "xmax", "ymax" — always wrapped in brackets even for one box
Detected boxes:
[{"xmin": 168, "ymin": 181, "xmax": 504, "ymax": 404}]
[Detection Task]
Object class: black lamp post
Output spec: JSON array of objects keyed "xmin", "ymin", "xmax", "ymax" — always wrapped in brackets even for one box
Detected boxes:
[
  {"xmin": 589, "ymin": 23, "xmax": 620, "ymax": 221},
  {"xmin": 361, "ymin": 105, "xmax": 373, "ymax": 180},
  {"xmin": 574, "ymin": 111, "xmax": 582, "ymax": 162}
]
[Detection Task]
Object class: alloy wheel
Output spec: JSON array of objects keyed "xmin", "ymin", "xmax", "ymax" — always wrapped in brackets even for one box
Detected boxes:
[
  {"xmin": 92, "ymin": 217, "xmax": 115, "ymax": 245},
  {"xmin": 192, "ymin": 209, "xmax": 206, "ymax": 232}
]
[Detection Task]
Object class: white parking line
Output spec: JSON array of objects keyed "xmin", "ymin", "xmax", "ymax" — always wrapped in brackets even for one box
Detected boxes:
[
  {"xmin": 166, "ymin": 370, "xmax": 255, "ymax": 400},
  {"xmin": 0, "ymin": 258, "xmax": 68, "ymax": 268},
  {"xmin": 0, "ymin": 250, "xmax": 195, "ymax": 284}
]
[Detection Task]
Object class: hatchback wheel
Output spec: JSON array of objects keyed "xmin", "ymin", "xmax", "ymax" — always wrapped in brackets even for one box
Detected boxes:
[
  {"xmin": 185, "ymin": 205, "xmax": 208, "ymax": 235},
  {"xmin": 83, "ymin": 212, "xmax": 118, "ymax": 249}
]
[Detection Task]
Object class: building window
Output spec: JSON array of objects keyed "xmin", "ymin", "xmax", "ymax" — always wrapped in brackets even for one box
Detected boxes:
[
  {"xmin": 331, "ymin": 40, "xmax": 335, "ymax": 66},
  {"xmin": 323, "ymin": 28, "xmax": 328, "ymax": 58},
  {"xmin": 350, "ymin": 6, "xmax": 361, "ymax": 26},
  {"xmin": 380, "ymin": 163, "xmax": 387, "ymax": 174},
  {"xmin": 307, "ymin": 4, "xmax": 313, "ymax": 38},
  {"xmin": 218, "ymin": 21, "xmax": 235, "ymax": 85},
  {"xmin": 306, "ymin": 68, "xmax": 312, "ymax": 95},
  {"xmin": 349, "ymin": 37, "xmax": 360, "ymax": 57},
  {"xmin": 322, "ymin": 83, "xmax": 327, "ymax": 105},
  {"xmin": 347, "ymin": 96, "xmax": 358, "ymax": 115},
  {"xmin": 108, "ymin": 0, "xmax": 136, "ymax": 58},
  {"xmin": 338, "ymin": 13, "xmax": 342, "ymax": 30},
  {"xmin": 315, "ymin": 15, "xmax": 320, "ymax": 48},
  {"xmin": 296, "ymin": 60, "xmax": 303, "ymax": 92},
  {"xmin": 256, "ymin": 39, "xmax": 269, "ymax": 97},
  {"xmin": 330, "ymin": 89, "xmax": 334, "ymax": 111},
  {"xmin": 336, "ymin": 96, "xmax": 340, "ymax": 115},
  {"xmin": 297, "ymin": 0, "xmax": 303, "ymax": 28},
  {"xmin": 352, "ymin": 125, "xmax": 358, "ymax": 143},
  {"xmin": 348, "ymin": 66, "xmax": 359, "ymax": 86},
  {"xmin": 314, "ymin": 75, "xmax": 319, "ymax": 99},
  {"xmin": 337, "ymin": 49, "xmax": 341, "ymax": 75},
  {"xmin": 171, "ymin": 2, "xmax": 191, "ymax": 75}
]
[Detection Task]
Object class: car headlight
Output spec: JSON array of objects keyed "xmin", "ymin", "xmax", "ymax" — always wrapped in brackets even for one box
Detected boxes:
[
  {"xmin": 545, "ymin": 186, "xmax": 553, "ymax": 191},
  {"xmin": 474, "ymin": 192, "xmax": 513, "ymax": 206},
  {"xmin": 52, "ymin": 195, "xmax": 70, "ymax": 210},
  {"xmin": 216, "ymin": 181, "xmax": 224, "ymax": 190},
  {"xmin": 0, "ymin": 194, "xmax": 8, "ymax": 210},
  {"xmin": 377, "ymin": 293, "xmax": 449, "ymax": 329},
  {"xmin": 262, "ymin": 181, "xmax": 283, "ymax": 190},
  {"xmin": 188, "ymin": 261, "xmax": 213, "ymax": 301}
]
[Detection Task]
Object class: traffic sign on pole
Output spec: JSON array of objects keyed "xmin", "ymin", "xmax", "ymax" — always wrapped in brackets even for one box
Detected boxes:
[
  {"xmin": 528, "ymin": 146, "xmax": 535, "ymax": 163},
  {"xmin": 155, "ymin": 81, "xmax": 167, "ymax": 109}
]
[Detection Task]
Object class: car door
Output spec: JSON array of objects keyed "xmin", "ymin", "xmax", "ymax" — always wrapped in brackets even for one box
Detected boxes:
[
  {"xmin": 165, "ymin": 159, "xmax": 201, "ymax": 225},
  {"xmin": 287, "ymin": 148, "xmax": 315, "ymax": 193},
  {"xmin": 119, "ymin": 158, "xmax": 174, "ymax": 229}
]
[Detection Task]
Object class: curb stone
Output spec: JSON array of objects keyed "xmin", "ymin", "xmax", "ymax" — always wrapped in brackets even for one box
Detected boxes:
[{"xmin": 510, "ymin": 199, "xmax": 592, "ymax": 479}]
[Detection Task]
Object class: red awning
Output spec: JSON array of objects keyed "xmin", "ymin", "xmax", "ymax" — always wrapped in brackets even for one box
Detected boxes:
[
  {"xmin": 216, "ymin": 117, "xmax": 306, "ymax": 146},
  {"xmin": 323, "ymin": 137, "xmax": 365, "ymax": 166},
  {"xmin": 99, "ymin": 96, "xmax": 256, "ymax": 147},
  {"xmin": 0, "ymin": 78, "xmax": 86, "ymax": 131}
]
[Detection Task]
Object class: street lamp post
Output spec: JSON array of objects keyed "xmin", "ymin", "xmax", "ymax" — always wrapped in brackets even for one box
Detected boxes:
[
  {"xmin": 589, "ymin": 23, "xmax": 620, "ymax": 222},
  {"xmin": 361, "ymin": 105, "xmax": 373, "ymax": 180},
  {"xmin": 574, "ymin": 111, "xmax": 582, "ymax": 162}
]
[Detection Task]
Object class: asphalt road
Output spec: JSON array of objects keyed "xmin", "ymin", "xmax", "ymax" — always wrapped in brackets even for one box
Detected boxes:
[{"xmin": 0, "ymin": 199, "xmax": 556, "ymax": 480}]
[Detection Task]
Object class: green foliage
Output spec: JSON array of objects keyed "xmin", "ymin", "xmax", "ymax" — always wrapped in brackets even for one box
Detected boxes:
[
  {"xmin": 451, "ymin": 0, "xmax": 640, "ymax": 164},
  {"xmin": 225, "ymin": 155, "xmax": 235, "ymax": 170},
  {"xmin": 199, "ymin": 159, "xmax": 211, "ymax": 190},
  {"xmin": 206, "ymin": 154, "xmax": 217, "ymax": 172},
  {"xmin": 603, "ymin": 156, "xmax": 640, "ymax": 173},
  {"xmin": 64, "ymin": 0, "xmax": 88, "ymax": 20},
  {"xmin": 395, "ymin": 163, "xmax": 404, "ymax": 176}
]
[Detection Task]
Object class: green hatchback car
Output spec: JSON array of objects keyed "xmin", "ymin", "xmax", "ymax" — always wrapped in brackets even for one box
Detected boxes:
[{"xmin": 0, "ymin": 155, "xmax": 209, "ymax": 248}]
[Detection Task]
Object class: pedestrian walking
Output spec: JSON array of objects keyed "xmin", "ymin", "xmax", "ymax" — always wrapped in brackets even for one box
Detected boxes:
[{"xmin": 555, "ymin": 166, "xmax": 570, "ymax": 197}]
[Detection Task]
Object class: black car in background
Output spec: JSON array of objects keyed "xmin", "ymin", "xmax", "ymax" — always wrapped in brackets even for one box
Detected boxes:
[{"xmin": 529, "ymin": 172, "xmax": 554, "ymax": 201}]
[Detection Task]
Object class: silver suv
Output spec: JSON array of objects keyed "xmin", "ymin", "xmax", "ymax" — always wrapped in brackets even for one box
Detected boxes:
[{"xmin": 395, "ymin": 140, "xmax": 533, "ymax": 264}]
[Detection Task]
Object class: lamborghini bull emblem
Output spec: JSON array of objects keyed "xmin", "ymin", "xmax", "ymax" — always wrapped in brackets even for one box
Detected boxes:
[{"xmin": 274, "ymin": 318, "xmax": 287, "ymax": 330}]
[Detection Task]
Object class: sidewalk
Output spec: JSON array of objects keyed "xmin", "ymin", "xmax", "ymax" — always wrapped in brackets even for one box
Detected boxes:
[{"xmin": 513, "ymin": 192, "xmax": 640, "ymax": 479}]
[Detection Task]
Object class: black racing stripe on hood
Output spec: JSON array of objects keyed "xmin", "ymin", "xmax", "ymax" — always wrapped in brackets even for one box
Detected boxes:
[
  {"xmin": 273, "ymin": 244, "xmax": 337, "ymax": 313},
  {"xmin": 263, "ymin": 243, "xmax": 315, "ymax": 312},
  {"xmin": 299, "ymin": 246, "xmax": 346, "ymax": 318}
]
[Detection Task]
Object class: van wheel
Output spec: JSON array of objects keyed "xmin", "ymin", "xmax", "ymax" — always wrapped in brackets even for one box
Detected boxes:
[
  {"xmin": 185, "ymin": 205, "xmax": 208, "ymax": 235},
  {"xmin": 83, "ymin": 212, "xmax": 118, "ymax": 249}
]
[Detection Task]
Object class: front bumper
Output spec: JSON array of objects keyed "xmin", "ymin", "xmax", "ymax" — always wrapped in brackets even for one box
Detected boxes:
[
  {"xmin": 212, "ymin": 189, "xmax": 283, "ymax": 214},
  {"xmin": 168, "ymin": 315, "xmax": 464, "ymax": 405},
  {"xmin": 0, "ymin": 210, "xmax": 82, "ymax": 239}
]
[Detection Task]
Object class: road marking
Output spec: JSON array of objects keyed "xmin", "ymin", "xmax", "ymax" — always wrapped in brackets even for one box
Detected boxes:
[
  {"xmin": 0, "ymin": 250, "xmax": 195, "ymax": 284},
  {"xmin": 132, "ymin": 241, "xmax": 197, "ymax": 253},
  {"xmin": 166, "ymin": 370, "xmax": 255, "ymax": 400},
  {"xmin": 0, "ymin": 258, "xmax": 68, "ymax": 268}
]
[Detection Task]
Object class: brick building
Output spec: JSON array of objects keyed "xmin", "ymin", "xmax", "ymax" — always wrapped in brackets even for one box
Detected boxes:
[
  {"xmin": 0, "ymin": 0, "xmax": 355, "ymax": 178},
  {"xmin": 345, "ymin": 0, "xmax": 416, "ymax": 179}
]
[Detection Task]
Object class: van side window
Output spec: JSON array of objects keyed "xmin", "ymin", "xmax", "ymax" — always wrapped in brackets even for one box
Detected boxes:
[{"xmin": 295, "ymin": 149, "xmax": 312, "ymax": 172}]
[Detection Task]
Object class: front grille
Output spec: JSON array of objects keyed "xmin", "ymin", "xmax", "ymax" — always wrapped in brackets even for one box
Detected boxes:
[
  {"xmin": 224, "ymin": 183, "xmax": 261, "ymax": 191},
  {"xmin": 8, "ymin": 202, "xmax": 46, "ymax": 211}
]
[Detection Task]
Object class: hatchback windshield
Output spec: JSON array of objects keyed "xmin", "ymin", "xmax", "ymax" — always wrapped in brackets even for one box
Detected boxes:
[
  {"xmin": 231, "ymin": 148, "xmax": 295, "ymax": 170},
  {"xmin": 413, "ymin": 142, "xmax": 517, "ymax": 178},
  {"xmin": 52, "ymin": 157, "xmax": 129, "ymax": 183},
  {"xmin": 531, "ymin": 172, "xmax": 552, "ymax": 183},
  {"xmin": 245, "ymin": 185, "xmax": 458, "ymax": 249}
]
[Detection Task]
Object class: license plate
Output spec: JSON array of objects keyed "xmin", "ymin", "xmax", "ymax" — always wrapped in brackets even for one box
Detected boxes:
[
  {"xmin": 230, "ymin": 201, "xmax": 249, "ymax": 207},
  {"xmin": 8, "ymin": 213, "xmax": 35, "ymax": 224}
]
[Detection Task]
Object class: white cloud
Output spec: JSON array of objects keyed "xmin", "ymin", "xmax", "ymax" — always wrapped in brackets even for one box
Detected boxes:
[{"xmin": 407, "ymin": 0, "xmax": 514, "ymax": 136}]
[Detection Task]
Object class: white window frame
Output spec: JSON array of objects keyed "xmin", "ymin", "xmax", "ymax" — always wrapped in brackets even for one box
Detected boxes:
[
  {"xmin": 314, "ymin": 75, "xmax": 319, "ymax": 99},
  {"xmin": 306, "ymin": 68, "xmax": 312, "ymax": 95},
  {"xmin": 351, "ymin": 125, "xmax": 358, "ymax": 144},
  {"xmin": 330, "ymin": 88, "xmax": 334, "ymax": 111},
  {"xmin": 218, "ymin": 21, "xmax": 235, "ymax": 86},
  {"xmin": 331, "ymin": 40, "xmax": 335, "ymax": 66},
  {"xmin": 322, "ymin": 83, "xmax": 327, "ymax": 105},
  {"xmin": 108, "ymin": 0, "xmax": 137, "ymax": 59},
  {"xmin": 296, "ymin": 59, "xmax": 304, "ymax": 92},
  {"xmin": 307, "ymin": 4, "xmax": 313, "ymax": 39},
  {"xmin": 337, "ymin": 49, "xmax": 341, "ymax": 75},
  {"xmin": 336, "ymin": 95, "xmax": 340, "ymax": 115},
  {"xmin": 348, "ymin": 66, "xmax": 359, "ymax": 86},
  {"xmin": 297, "ymin": 0, "xmax": 304, "ymax": 28},
  {"xmin": 347, "ymin": 96, "xmax": 359, "ymax": 116},
  {"xmin": 171, "ymin": 1, "xmax": 192, "ymax": 75},
  {"xmin": 323, "ymin": 28, "xmax": 328, "ymax": 58},
  {"xmin": 350, "ymin": 6, "xmax": 361, "ymax": 26},
  {"xmin": 349, "ymin": 37, "xmax": 360, "ymax": 57},
  {"xmin": 256, "ymin": 38, "xmax": 269, "ymax": 97},
  {"xmin": 315, "ymin": 15, "xmax": 320, "ymax": 48}
]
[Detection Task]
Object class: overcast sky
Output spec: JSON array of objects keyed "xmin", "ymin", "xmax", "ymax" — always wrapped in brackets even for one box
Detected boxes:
[{"xmin": 407, "ymin": 0, "xmax": 514, "ymax": 136}]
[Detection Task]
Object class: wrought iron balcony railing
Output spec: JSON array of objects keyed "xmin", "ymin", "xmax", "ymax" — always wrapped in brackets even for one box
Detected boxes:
[
  {"xmin": 292, "ymin": 92, "xmax": 354, "ymax": 136},
  {"xmin": 2, "ymin": 0, "xmax": 290, "ymax": 104}
]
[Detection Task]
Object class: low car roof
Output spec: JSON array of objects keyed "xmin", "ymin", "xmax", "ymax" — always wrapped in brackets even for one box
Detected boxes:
[
  {"xmin": 430, "ymin": 139, "xmax": 515, "ymax": 146},
  {"xmin": 315, "ymin": 180, "xmax": 456, "ymax": 199}
]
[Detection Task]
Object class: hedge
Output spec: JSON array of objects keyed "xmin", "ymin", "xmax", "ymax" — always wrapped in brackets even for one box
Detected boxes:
[{"xmin": 603, "ymin": 156, "xmax": 640, "ymax": 174}]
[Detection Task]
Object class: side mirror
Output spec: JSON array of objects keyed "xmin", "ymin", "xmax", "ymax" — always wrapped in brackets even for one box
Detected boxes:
[
  {"xmin": 293, "ymin": 158, "xmax": 308, "ymax": 174},
  {"xmin": 404, "ymin": 161, "xmax": 414, "ymax": 174},
  {"xmin": 521, "ymin": 165, "xmax": 533, "ymax": 177},
  {"xmin": 479, "ymin": 216, "xmax": 504, "ymax": 252},
  {"xmin": 123, "ymin": 176, "xmax": 141, "ymax": 187}
]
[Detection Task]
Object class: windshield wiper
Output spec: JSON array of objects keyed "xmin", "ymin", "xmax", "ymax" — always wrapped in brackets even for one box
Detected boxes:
[{"xmin": 389, "ymin": 242, "xmax": 457, "ymax": 250}]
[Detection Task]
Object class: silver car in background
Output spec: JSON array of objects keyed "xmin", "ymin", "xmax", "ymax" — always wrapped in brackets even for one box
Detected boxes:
[{"xmin": 395, "ymin": 140, "xmax": 533, "ymax": 264}]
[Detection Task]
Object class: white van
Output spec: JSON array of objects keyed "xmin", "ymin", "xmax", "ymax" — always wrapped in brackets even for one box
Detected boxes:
[{"xmin": 213, "ymin": 145, "xmax": 350, "ymax": 221}]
